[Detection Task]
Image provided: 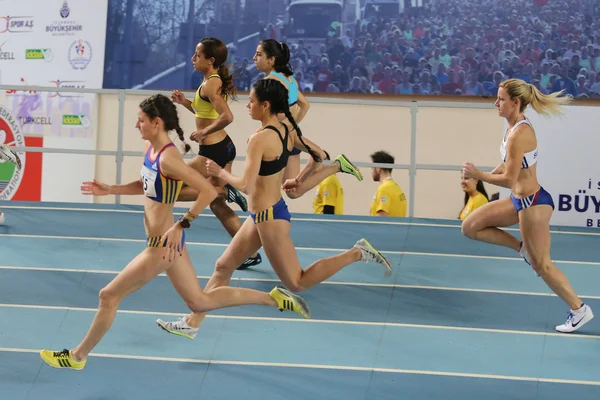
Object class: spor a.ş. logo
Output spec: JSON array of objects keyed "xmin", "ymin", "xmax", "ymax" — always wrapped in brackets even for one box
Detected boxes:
[{"xmin": 0, "ymin": 105, "xmax": 26, "ymax": 200}]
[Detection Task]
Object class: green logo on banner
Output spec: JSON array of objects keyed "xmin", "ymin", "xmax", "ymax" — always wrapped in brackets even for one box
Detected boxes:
[
  {"xmin": 25, "ymin": 49, "xmax": 53, "ymax": 61},
  {"xmin": 62, "ymin": 114, "xmax": 90, "ymax": 128}
]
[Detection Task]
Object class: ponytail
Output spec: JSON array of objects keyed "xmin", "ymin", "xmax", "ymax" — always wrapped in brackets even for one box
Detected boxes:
[
  {"xmin": 500, "ymin": 78, "xmax": 572, "ymax": 118},
  {"xmin": 217, "ymin": 64, "xmax": 237, "ymax": 101},
  {"xmin": 275, "ymin": 42, "xmax": 294, "ymax": 77},
  {"xmin": 284, "ymin": 109, "xmax": 320, "ymax": 162},
  {"xmin": 527, "ymin": 84, "xmax": 572, "ymax": 117}
]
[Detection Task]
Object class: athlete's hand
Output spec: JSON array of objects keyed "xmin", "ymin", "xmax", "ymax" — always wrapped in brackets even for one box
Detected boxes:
[
  {"xmin": 282, "ymin": 178, "xmax": 300, "ymax": 192},
  {"xmin": 160, "ymin": 223, "xmax": 183, "ymax": 262},
  {"xmin": 81, "ymin": 180, "xmax": 111, "ymax": 196},
  {"xmin": 190, "ymin": 129, "xmax": 208, "ymax": 143},
  {"xmin": 171, "ymin": 90, "xmax": 186, "ymax": 105},
  {"xmin": 462, "ymin": 162, "xmax": 480, "ymax": 180},
  {"xmin": 205, "ymin": 159, "xmax": 222, "ymax": 177}
]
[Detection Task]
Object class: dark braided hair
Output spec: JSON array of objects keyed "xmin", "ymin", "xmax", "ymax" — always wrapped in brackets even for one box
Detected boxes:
[
  {"xmin": 139, "ymin": 94, "xmax": 191, "ymax": 153},
  {"xmin": 252, "ymin": 79, "xmax": 321, "ymax": 162},
  {"xmin": 259, "ymin": 39, "xmax": 293, "ymax": 77}
]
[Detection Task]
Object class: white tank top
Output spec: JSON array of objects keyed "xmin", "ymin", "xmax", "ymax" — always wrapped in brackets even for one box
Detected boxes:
[{"xmin": 500, "ymin": 118, "xmax": 538, "ymax": 169}]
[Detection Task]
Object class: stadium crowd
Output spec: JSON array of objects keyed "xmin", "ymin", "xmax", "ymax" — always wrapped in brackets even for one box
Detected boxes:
[{"xmin": 235, "ymin": 0, "xmax": 600, "ymax": 98}]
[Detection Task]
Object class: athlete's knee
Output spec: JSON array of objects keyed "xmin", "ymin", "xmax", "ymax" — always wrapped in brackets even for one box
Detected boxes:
[
  {"xmin": 98, "ymin": 286, "xmax": 120, "ymax": 309},
  {"xmin": 185, "ymin": 293, "xmax": 211, "ymax": 314},
  {"xmin": 285, "ymin": 281, "xmax": 305, "ymax": 292},
  {"xmin": 214, "ymin": 256, "xmax": 236, "ymax": 279},
  {"xmin": 210, "ymin": 194, "xmax": 231, "ymax": 215},
  {"xmin": 529, "ymin": 254, "xmax": 552, "ymax": 275},
  {"xmin": 280, "ymin": 275, "xmax": 306, "ymax": 293},
  {"xmin": 460, "ymin": 216, "xmax": 478, "ymax": 239}
]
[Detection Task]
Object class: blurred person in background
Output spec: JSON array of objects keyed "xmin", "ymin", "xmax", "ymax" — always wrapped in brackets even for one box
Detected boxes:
[
  {"xmin": 313, "ymin": 153, "xmax": 344, "ymax": 215},
  {"xmin": 458, "ymin": 173, "xmax": 489, "ymax": 220},
  {"xmin": 369, "ymin": 151, "xmax": 407, "ymax": 218}
]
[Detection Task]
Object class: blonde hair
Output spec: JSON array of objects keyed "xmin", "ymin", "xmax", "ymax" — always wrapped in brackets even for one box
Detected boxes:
[{"xmin": 499, "ymin": 78, "xmax": 572, "ymax": 117}]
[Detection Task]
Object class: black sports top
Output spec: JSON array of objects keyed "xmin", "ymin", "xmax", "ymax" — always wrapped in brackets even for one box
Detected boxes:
[{"xmin": 258, "ymin": 125, "xmax": 290, "ymax": 176}]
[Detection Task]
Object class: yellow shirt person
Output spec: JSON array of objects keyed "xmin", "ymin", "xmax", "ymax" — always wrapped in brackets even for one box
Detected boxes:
[
  {"xmin": 459, "ymin": 192, "xmax": 488, "ymax": 220},
  {"xmin": 370, "ymin": 178, "xmax": 407, "ymax": 217},
  {"xmin": 313, "ymin": 174, "xmax": 344, "ymax": 214}
]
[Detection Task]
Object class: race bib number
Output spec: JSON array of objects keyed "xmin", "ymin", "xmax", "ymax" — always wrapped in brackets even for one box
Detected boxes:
[{"xmin": 141, "ymin": 165, "xmax": 158, "ymax": 198}]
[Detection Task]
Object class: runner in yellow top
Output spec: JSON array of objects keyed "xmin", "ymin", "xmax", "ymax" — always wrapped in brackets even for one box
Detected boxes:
[
  {"xmin": 171, "ymin": 37, "xmax": 261, "ymax": 270},
  {"xmin": 458, "ymin": 173, "xmax": 489, "ymax": 220},
  {"xmin": 369, "ymin": 151, "xmax": 407, "ymax": 217}
]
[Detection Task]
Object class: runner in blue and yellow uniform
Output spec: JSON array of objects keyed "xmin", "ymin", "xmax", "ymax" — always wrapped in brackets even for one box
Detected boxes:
[
  {"xmin": 38, "ymin": 94, "xmax": 310, "ymax": 370},
  {"xmin": 155, "ymin": 79, "xmax": 391, "ymax": 340}
]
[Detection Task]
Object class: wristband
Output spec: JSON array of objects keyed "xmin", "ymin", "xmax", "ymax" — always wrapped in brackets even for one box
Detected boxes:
[
  {"xmin": 178, "ymin": 215, "xmax": 191, "ymax": 229},
  {"xmin": 184, "ymin": 211, "xmax": 198, "ymax": 221}
]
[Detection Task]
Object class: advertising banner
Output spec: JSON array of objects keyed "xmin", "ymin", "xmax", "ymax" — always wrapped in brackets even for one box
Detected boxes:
[{"xmin": 0, "ymin": 0, "xmax": 107, "ymax": 202}]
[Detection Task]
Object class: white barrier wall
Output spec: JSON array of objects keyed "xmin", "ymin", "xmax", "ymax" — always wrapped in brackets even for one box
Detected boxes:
[
  {"xmin": 93, "ymin": 93, "xmax": 505, "ymax": 221},
  {"xmin": 4, "ymin": 85, "xmax": 598, "ymax": 227}
]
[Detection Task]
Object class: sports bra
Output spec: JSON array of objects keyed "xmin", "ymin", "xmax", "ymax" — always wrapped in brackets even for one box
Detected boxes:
[
  {"xmin": 192, "ymin": 73, "xmax": 225, "ymax": 120},
  {"xmin": 258, "ymin": 125, "xmax": 290, "ymax": 176},
  {"xmin": 269, "ymin": 71, "xmax": 299, "ymax": 106},
  {"xmin": 500, "ymin": 118, "xmax": 538, "ymax": 169},
  {"xmin": 140, "ymin": 143, "xmax": 183, "ymax": 203}
]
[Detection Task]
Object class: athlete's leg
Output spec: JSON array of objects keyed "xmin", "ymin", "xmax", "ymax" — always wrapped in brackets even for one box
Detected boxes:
[
  {"xmin": 257, "ymin": 220, "xmax": 390, "ymax": 292},
  {"xmin": 286, "ymin": 154, "xmax": 362, "ymax": 199},
  {"xmin": 519, "ymin": 205, "xmax": 580, "ymax": 307},
  {"xmin": 180, "ymin": 156, "xmax": 260, "ymax": 266},
  {"xmin": 157, "ymin": 217, "xmax": 264, "ymax": 335},
  {"xmin": 461, "ymin": 197, "xmax": 522, "ymax": 252},
  {"xmin": 164, "ymin": 246, "xmax": 305, "ymax": 316},
  {"xmin": 519, "ymin": 205, "xmax": 593, "ymax": 332},
  {"xmin": 40, "ymin": 248, "xmax": 176, "ymax": 369}
]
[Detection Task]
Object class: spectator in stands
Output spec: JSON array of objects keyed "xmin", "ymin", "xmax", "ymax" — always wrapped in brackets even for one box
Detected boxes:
[
  {"xmin": 331, "ymin": 64, "xmax": 349, "ymax": 89},
  {"xmin": 359, "ymin": 76, "xmax": 373, "ymax": 93},
  {"xmin": 233, "ymin": 58, "xmax": 252, "ymax": 91},
  {"xmin": 464, "ymin": 70, "xmax": 484, "ymax": 96},
  {"xmin": 441, "ymin": 69, "xmax": 462, "ymax": 94},
  {"xmin": 552, "ymin": 65, "xmax": 577, "ymax": 96},
  {"xmin": 369, "ymin": 151, "xmax": 407, "ymax": 218},
  {"xmin": 347, "ymin": 76, "xmax": 362, "ymax": 93},
  {"xmin": 396, "ymin": 70, "xmax": 413, "ymax": 94},
  {"xmin": 377, "ymin": 66, "xmax": 397, "ymax": 94},
  {"xmin": 314, "ymin": 57, "xmax": 333, "ymax": 92},
  {"xmin": 590, "ymin": 72, "xmax": 600, "ymax": 95}
]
